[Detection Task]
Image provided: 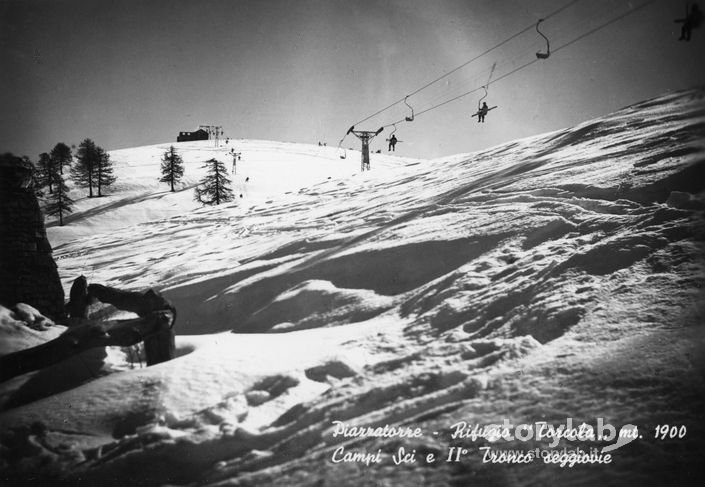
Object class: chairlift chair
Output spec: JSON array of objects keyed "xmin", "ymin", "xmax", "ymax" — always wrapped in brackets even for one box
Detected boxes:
[
  {"xmin": 478, "ymin": 85, "xmax": 488, "ymax": 109},
  {"xmin": 404, "ymin": 96, "xmax": 415, "ymax": 122},
  {"xmin": 535, "ymin": 19, "xmax": 551, "ymax": 59}
]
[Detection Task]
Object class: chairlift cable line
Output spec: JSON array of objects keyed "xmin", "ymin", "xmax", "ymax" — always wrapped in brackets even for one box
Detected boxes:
[
  {"xmin": 380, "ymin": 0, "xmax": 657, "ymax": 129},
  {"xmin": 350, "ymin": 0, "xmax": 586, "ymax": 128},
  {"xmin": 351, "ymin": 23, "xmax": 532, "ymax": 126},
  {"xmin": 310, "ymin": 0, "xmax": 654, "ymax": 272},
  {"xmin": 326, "ymin": 2, "xmax": 657, "ymax": 272},
  {"xmin": 550, "ymin": 0, "xmax": 657, "ymax": 56}
]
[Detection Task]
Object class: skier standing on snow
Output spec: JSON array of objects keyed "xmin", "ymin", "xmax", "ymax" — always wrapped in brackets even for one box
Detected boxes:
[{"xmin": 388, "ymin": 134, "xmax": 398, "ymax": 152}]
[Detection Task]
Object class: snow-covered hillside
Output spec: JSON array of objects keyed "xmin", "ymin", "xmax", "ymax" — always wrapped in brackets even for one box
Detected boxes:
[
  {"xmin": 47, "ymin": 139, "xmax": 419, "ymax": 247},
  {"xmin": 1, "ymin": 88, "xmax": 704, "ymax": 487}
]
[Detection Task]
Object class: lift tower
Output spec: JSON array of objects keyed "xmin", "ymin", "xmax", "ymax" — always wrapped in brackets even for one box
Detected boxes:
[
  {"xmin": 198, "ymin": 125, "xmax": 224, "ymax": 147},
  {"xmin": 347, "ymin": 126, "xmax": 384, "ymax": 171}
]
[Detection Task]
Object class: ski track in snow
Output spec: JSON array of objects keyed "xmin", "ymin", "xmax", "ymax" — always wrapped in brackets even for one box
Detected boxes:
[{"xmin": 1, "ymin": 88, "xmax": 705, "ymax": 486}]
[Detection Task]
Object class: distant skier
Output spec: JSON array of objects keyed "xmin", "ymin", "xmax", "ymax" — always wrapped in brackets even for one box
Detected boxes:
[
  {"xmin": 388, "ymin": 134, "xmax": 398, "ymax": 151},
  {"xmin": 477, "ymin": 102, "xmax": 489, "ymax": 123}
]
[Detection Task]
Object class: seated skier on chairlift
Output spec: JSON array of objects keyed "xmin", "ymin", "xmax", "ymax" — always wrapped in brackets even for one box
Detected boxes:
[
  {"xmin": 477, "ymin": 102, "xmax": 490, "ymax": 123},
  {"xmin": 388, "ymin": 134, "xmax": 398, "ymax": 151},
  {"xmin": 676, "ymin": 3, "xmax": 703, "ymax": 41}
]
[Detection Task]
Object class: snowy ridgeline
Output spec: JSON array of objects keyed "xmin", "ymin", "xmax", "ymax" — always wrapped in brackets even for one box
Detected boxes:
[
  {"xmin": 45, "ymin": 139, "xmax": 421, "ymax": 246},
  {"xmin": 1, "ymin": 88, "xmax": 705, "ymax": 486}
]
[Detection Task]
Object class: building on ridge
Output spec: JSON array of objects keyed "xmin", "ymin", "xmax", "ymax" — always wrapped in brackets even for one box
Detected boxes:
[{"xmin": 177, "ymin": 129, "xmax": 209, "ymax": 142}]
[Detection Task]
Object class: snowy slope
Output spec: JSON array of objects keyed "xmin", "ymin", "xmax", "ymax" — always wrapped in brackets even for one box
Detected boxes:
[
  {"xmin": 47, "ymin": 139, "xmax": 419, "ymax": 247},
  {"xmin": 1, "ymin": 88, "xmax": 705, "ymax": 487}
]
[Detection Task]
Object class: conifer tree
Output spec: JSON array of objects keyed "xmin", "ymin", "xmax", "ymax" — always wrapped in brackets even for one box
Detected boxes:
[
  {"xmin": 50, "ymin": 142, "xmax": 73, "ymax": 175},
  {"xmin": 45, "ymin": 170, "xmax": 74, "ymax": 226},
  {"xmin": 71, "ymin": 139, "xmax": 115, "ymax": 197},
  {"xmin": 194, "ymin": 158, "xmax": 233, "ymax": 205},
  {"xmin": 71, "ymin": 138, "xmax": 98, "ymax": 197},
  {"xmin": 160, "ymin": 145, "xmax": 184, "ymax": 192},
  {"xmin": 36, "ymin": 152, "xmax": 54, "ymax": 194},
  {"xmin": 95, "ymin": 146, "xmax": 116, "ymax": 196}
]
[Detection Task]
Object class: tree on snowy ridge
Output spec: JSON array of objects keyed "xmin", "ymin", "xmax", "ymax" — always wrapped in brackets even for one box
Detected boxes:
[
  {"xmin": 95, "ymin": 146, "xmax": 116, "ymax": 197},
  {"xmin": 71, "ymin": 139, "xmax": 115, "ymax": 197},
  {"xmin": 194, "ymin": 158, "xmax": 233, "ymax": 205},
  {"xmin": 36, "ymin": 152, "xmax": 55, "ymax": 194},
  {"xmin": 71, "ymin": 138, "xmax": 98, "ymax": 197},
  {"xmin": 160, "ymin": 145, "xmax": 185, "ymax": 192},
  {"xmin": 45, "ymin": 169, "xmax": 74, "ymax": 226},
  {"xmin": 50, "ymin": 142, "xmax": 73, "ymax": 175}
]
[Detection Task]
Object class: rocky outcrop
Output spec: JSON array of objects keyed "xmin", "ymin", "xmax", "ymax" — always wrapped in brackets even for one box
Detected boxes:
[{"xmin": 0, "ymin": 154, "xmax": 65, "ymax": 320}]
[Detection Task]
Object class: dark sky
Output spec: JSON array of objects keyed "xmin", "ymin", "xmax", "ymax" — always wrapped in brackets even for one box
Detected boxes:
[{"xmin": 1, "ymin": 0, "xmax": 704, "ymax": 160}]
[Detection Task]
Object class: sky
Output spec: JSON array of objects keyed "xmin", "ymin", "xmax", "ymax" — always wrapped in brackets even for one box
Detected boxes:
[{"xmin": 1, "ymin": 0, "xmax": 704, "ymax": 161}]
